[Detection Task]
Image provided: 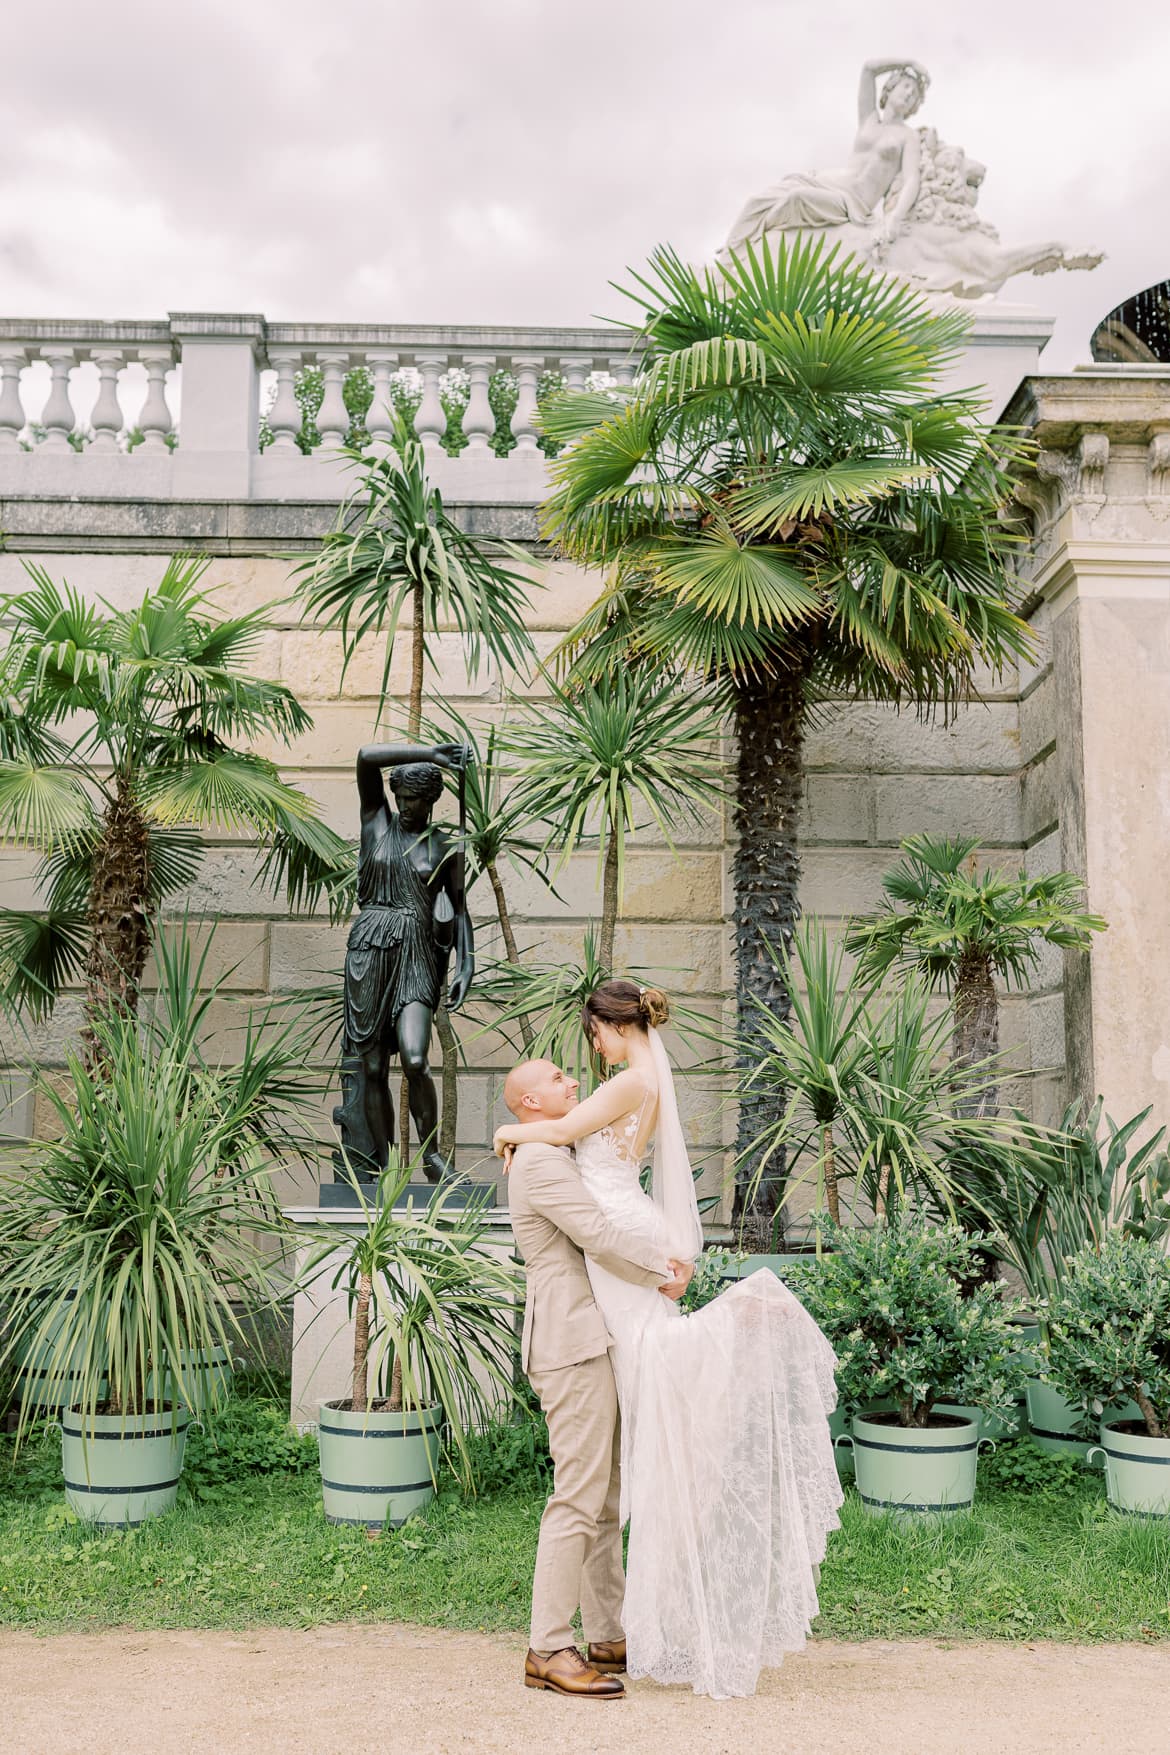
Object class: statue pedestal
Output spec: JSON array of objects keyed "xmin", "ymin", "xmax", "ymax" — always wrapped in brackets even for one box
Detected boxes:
[
  {"xmin": 283, "ymin": 1202, "xmax": 516, "ymax": 1428},
  {"xmin": 318, "ymin": 1179, "xmax": 497, "ymax": 1210}
]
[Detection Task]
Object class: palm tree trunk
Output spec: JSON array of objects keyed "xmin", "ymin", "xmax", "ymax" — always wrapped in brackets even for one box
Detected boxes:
[
  {"xmin": 389, "ymin": 1349, "xmax": 403, "ymax": 1413},
  {"xmin": 435, "ymin": 997, "xmax": 459, "ymax": 1160},
  {"xmin": 83, "ymin": 775, "xmax": 153, "ymax": 1032},
  {"xmin": 352, "ymin": 1272, "xmax": 371, "ymax": 1413},
  {"xmin": 953, "ymin": 946, "xmax": 1001, "ymax": 1284},
  {"xmin": 599, "ymin": 824, "xmax": 620, "ymax": 975},
  {"xmin": 954, "ymin": 948, "xmax": 999, "ymax": 1117},
  {"xmin": 731, "ymin": 668, "xmax": 807, "ymax": 1250},
  {"xmin": 407, "ymin": 580, "xmax": 425, "ymax": 740},
  {"xmin": 487, "ymin": 857, "xmax": 533, "ymax": 1051}
]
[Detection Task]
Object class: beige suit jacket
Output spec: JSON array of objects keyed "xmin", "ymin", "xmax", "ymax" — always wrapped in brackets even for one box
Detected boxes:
[{"xmin": 507, "ymin": 1140, "xmax": 668, "ymax": 1374}]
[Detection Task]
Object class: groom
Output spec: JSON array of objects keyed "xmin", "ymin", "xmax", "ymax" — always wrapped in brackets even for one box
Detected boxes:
[{"xmin": 503, "ymin": 1057, "xmax": 692, "ymax": 1700}]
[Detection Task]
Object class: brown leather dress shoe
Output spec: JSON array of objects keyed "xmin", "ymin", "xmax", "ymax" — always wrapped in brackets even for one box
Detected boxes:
[
  {"xmin": 586, "ymin": 1638, "xmax": 627, "ymax": 1674},
  {"xmin": 524, "ymin": 1646, "xmax": 625, "ymax": 1698}
]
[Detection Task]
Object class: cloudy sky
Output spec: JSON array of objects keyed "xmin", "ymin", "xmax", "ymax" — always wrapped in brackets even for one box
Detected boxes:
[{"xmin": 1, "ymin": 0, "xmax": 1166, "ymax": 368}]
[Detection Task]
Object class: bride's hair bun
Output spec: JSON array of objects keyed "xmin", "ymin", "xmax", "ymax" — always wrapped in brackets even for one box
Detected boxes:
[{"xmin": 582, "ymin": 976, "xmax": 670, "ymax": 1036}]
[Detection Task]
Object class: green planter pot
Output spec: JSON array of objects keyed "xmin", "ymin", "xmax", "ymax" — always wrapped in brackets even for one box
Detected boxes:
[
  {"xmin": 722, "ymin": 1250, "xmax": 836, "ymax": 1289},
  {"xmin": 15, "ymin": 1293, "xmax": 106, "ymax": 1415},
  {"xmin": 61, "ymin": 1406, "xmax": 189, "ymax": 1527},
  {"xmin": 829, "ymin": 1406, "xmax": 854, "ymax": 1480},
  {"xmin": 936, "ymin": 1398, "xmax": 1024, "ymax": 1442},
  {"xmin": 1090, "ymin": 1421, "xmax": 1170, "ymax": 1516},
  {"xmin": 318, "ymin": 1401, "xmax": 442, "ymax": 1529},
  {"xmin": 1025, "ymin": 1380, "xmax": 1142, "ymax": 1465},
  {"xmin": 148, "ymin": 1347, "xmax": 233, "ymax": 1418},
  {"xmin": 844, "ymin": 1410, "xmax": 982, "ymax": 1517}
]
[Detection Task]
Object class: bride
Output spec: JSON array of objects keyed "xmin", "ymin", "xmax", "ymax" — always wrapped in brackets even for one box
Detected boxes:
[{"xmin": 493, "ymin": 977, "xmax": 842, "ymax": 1699}]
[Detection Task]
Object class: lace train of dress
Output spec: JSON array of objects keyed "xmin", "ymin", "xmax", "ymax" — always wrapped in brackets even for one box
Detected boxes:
[{"xmin": 577, "ymin": 1115, "xmax": 843, "ymax": 1700}]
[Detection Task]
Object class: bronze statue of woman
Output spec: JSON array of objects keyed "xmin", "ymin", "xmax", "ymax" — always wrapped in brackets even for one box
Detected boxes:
[{"xmin": 333, "ymin": 740, "xmax": 473, "ymax": 1184}]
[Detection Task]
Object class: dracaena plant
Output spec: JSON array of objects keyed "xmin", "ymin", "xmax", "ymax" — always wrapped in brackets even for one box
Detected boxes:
[
  {"xmin": 0, "ymin": 557, "xmax": 352, "ymax": 1030},
  {"xmin": 321, "ymin": 1156, "xmax": 521, "ymax": 1490},
  {"xmin": 0, "ymin": 927, "xmax": 322, "ymax": 1437},
  {"xmin": 501, "ymin": 663, "xmax": 723, "ymax": 976},
  {"xmin": 296, "ymin": 418, "xmax": 536, "ymax": 737},
  {"xmin": 541, "ymin": 234, "xmax": 1035, "ymax": 1242}
]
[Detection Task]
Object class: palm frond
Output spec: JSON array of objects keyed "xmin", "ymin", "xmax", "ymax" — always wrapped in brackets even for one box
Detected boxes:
[
  {"xmin": 0, "ymin": 759, "xmax": 98, "ymax": 851},
  {"xmin": 0, "ymin": 907, "xmax": 88, "ymax": 1022}
]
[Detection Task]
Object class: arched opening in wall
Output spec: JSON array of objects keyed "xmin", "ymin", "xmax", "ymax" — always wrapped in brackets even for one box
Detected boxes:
[{"xmin": 1090, "ymin": 279, "xmax": 1170, "ymax": 363}]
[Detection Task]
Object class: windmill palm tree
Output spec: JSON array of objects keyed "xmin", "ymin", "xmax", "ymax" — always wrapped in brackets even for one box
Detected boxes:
[
  {"xmin": 0, "ymin": 559, "xmax": 350, "ymax": 1028},
  {"xmin": 846, "ymin": 835, "xmax": 1105, "ymax": 1113},
  {"xmin": 541, "ymin": 236, "xmax": 1035, "ymax": 1242}
]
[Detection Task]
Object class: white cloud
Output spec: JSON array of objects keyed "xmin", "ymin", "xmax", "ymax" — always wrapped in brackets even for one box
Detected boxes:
[{"xmin": 0, "ymin": 0, "xmax": 1165, "ymax": 365}]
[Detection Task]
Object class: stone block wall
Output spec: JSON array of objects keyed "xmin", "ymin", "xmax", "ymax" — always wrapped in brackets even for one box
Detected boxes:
[{"xmin": 0, "ymin": 497, "xmax": 1071, "ymax": 1216}]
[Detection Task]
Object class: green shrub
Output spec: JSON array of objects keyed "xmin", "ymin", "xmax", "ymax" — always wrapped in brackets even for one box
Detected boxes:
[
  {"xmin": 1045, "ymin": 1233, "xmax": 1170, "ymax": 1439},
  {"xmin": 184, "ymin": 1386, "xmax": 318, "ymax": 1501},
  {"xmin": 681, "ymin": 1249, "xmax": 742, "ymax": 1313},
  {"xmin": 787, "ymin": 1216, "xmax": 1026, "ymax": 1427},
  {"xmin": 979, "ymin": 1437, "xmax": 1085, "ymax": 1503}
]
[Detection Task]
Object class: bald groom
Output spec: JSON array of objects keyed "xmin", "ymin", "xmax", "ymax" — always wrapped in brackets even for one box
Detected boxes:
[{"xmin": 503, "ymin": 1057, "xmax": 690, "ymax": 1701}]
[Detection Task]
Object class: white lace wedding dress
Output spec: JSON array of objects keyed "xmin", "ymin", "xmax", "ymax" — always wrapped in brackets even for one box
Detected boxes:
[{"xmin": 574, "ymin": 1032, "xmax": 843, "ymax": 1699}]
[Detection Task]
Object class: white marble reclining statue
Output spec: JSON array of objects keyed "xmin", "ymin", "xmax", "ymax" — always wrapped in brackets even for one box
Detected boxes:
[{"xmin": 720, "ymin": 57, "xmax": 1103, "ymax": 300}]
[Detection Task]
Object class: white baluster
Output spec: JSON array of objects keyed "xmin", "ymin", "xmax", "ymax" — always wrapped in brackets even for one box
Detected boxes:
[
  {"xmin": 510, "ymin": 354, "xmax": 543, "ymax": 454},
  {"xmin": 414, "ymin": 352, "xmax": 448, "ymax": 453},
  {"xmin": 607, "ymin": 353, "xmax": 636, "ymax": 388},
  {"xmin": 136, "ymin": 348, "xmax": 174, "ymax": 451},
  {"xmin": 266, "ymin": 348, "xmax": 303, "ymax": 451},
  {"xmin": 364, "ymin": 349, "xmax": 399, "ymax": 448},
  {"xmin": 462, "ymin": 354, "xmax": 496, "ymax": 454},
  {"xmin": 39, "ymin": 349, "xmax": 77, "ymax": 452},
  {"xmin": 0, "ymin": 348, "xmax": 27, "ymax": 450},
  {"xmin": 558, "ymin": 355, "xmax": 588, "ymax": 393},
  {"xmin": 88, "ymin": 349, "xmax": 124, "ymax": 453},
  {"xmin": 315, "ymin": 350, "xmax": 351, "ymax": 451}
]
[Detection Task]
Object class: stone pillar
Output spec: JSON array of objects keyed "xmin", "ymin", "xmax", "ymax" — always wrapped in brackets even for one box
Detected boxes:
[
  {"xmin": 169, "ymin": 313, "xmax": 263, "ymax": 493},
  {"xmin": 1013, "ymin": 372, "xmax": 1170, "ymax": 1124}
]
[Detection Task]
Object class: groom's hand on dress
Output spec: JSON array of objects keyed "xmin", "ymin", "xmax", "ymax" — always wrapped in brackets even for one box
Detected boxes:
[{"xmin": 660, "ymin": 1259, "xmax": 695, "ymax": 1302}]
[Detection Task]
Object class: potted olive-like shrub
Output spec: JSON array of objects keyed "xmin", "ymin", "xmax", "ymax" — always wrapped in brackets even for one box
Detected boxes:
[
  {"xmin": 788, "ymin": 1217, "xmax": 1026, "ymax": 1517},
  {"xmin": 313, "ymin": 1157, "xmax": 520, "ymax": 1529},
  {"xmin": 1045, "ymin": 1234, "xmax": 1170, "ymax": 1515},
  {"xmin": 0, "ymin": 936, "xmax": 310, "ymax": 1526}
]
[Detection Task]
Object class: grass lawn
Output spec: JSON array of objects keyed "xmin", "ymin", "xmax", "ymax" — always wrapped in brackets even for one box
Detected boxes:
[{"xmin": 2, "ymin": 1388, "xmax": 1168, "ymax": 1643}]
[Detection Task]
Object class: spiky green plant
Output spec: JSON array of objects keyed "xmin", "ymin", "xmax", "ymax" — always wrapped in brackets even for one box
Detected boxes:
[
  {"xmin": 296, "ymin": 420, "xmax": 536, "ymax": 736},
  {"xmin": 0, "ymin": 929, "xmax": 322, "ymax": 1438},
  {"xmin": 0, "ymin": 557, "xmax": 351, "ymax": 1028},
  {"xmin": 847, "ymin": 835, "xmax": 1105, "ymax": 1112},
  {"xmin": 739, "ymin": 920, "xmax": 874, "ymax": 1224},
  {"xmin": 541, "ymin": 235, "xmax": 1035, "ymax": 1242},
  {"xmin": 321, "ymin": 1156, "xmax": 520, "ymax": 1489},
  {"xmin": 502, "ymin": 665, "xmax": 722, "ymax": 974}
]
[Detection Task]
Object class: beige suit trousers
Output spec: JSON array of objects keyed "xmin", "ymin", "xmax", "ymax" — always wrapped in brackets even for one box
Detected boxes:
[{"xmin": 529, "ymin": 1352, "xmax": 625, "ymax": 1654}]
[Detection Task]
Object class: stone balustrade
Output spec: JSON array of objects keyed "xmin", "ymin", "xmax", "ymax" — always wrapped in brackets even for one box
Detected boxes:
[{"xmin": 0, "ymin": 312, "xmax": 638, "ymax": 505}]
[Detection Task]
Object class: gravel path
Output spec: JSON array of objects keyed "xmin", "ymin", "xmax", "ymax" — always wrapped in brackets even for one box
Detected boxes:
[{"xmin": 3, "ymin": 1625, "xmax": 1166, "ymax": 1754}]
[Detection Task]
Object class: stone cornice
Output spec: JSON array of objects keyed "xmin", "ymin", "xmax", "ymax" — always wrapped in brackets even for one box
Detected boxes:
[
  {"xmin": 1031, "ymin": 539, "xmax": 1170, "ymax": 614},
  {"xmin": 1004, "ymin": 372, "xmax": 1170, "ymax": 445}
]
